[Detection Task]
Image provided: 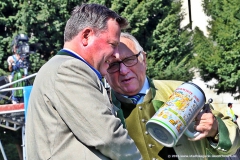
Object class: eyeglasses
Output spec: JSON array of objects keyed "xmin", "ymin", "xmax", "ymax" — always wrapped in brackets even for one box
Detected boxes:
[{"xmin": 107, "ymin": 51, "xmax": 142, "ymax": 74}]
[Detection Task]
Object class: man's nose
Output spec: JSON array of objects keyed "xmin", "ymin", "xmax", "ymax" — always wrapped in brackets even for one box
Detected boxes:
[
  {"xmin": 119, "ymin": 62, "xmax": 129, "ymax": 75},
  {"xmin": 113, "ymin": 48, "xmax": 120, "ymax": 59}
]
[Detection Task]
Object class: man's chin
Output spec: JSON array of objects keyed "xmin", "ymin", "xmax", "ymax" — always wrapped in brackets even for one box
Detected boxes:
[
  {"xmin": 101, "ymin": 72, "xmax": 106, "ymax": 76},
  {"xmin": 100, "ymin": 69, "xmax": 108, "ymax": 77},
  {"xmin": 122, "ymin": 89, "xmax": 139, "ymax": 96}
]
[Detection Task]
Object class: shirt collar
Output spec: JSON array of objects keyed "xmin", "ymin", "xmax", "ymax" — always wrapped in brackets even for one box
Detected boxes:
[
  {"xmin": 63, "ymin": 48, "xmax": 85, "ymax": 60},
  {"xmin": 139, "ymin": 77, "xmax": 150, "ymax": 94},
  {"xmin": 62, "ymin": 48, "xmax": 102, "ymax": 81},
  {"xmin": 122, "ymin": 77, "xmax": 149, "ymax": 98}
]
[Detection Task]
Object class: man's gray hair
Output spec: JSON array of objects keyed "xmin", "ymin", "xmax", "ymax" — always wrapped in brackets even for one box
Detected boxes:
[
  {"xmin": 64, "ymin": 3, "xmax": 128, "ymax": 42},
  {"xmin": 120, "ymin": 32, "xmax": 143, "ymax": 53}
]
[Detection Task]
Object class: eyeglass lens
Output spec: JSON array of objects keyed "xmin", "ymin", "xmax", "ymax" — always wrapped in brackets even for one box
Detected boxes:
[{"xmin": 107, "ymin": 52, "xmax": 141, "ymax": 73}]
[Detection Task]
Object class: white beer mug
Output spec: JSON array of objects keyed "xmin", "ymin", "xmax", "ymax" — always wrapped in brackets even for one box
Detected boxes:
[{"xmin": 146, "ymin": 82, "xmax": 206, "ymax": 147}]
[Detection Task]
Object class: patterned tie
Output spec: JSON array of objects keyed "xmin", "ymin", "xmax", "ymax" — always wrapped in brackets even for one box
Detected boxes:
[{"xmin": 128, "ymin": 93, "xmax": 145, "ymax": 104}]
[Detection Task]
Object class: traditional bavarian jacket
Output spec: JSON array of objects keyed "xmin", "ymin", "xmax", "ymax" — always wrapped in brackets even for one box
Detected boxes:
[{"xmin": 111, "ymin": 78, "xmax": 240, "ymax": 160}]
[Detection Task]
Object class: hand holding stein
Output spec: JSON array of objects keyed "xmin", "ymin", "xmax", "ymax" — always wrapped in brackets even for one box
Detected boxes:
[{"xmin": 146, "ymin": 82, "xmax": 217, "ymax": 147}]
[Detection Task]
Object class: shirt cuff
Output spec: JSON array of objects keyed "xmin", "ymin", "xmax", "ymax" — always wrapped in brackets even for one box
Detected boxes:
[{"xmin": 208, "ymin": 116, "xmax": 231, "ymax": 152}]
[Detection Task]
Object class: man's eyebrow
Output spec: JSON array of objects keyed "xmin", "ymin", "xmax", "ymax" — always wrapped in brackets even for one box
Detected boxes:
[{"xmin": 108, "ymin": 40, "xmax": 119, "ymax": 47}]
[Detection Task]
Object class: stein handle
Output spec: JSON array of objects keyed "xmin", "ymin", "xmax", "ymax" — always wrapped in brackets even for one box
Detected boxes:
[
  {"xmin": 184, "ymin": 98, "xmax": 213, "ymax": 139},
  {"xmin": 184, "ymin": 129, "xmax": 200, "ymax": 138}
]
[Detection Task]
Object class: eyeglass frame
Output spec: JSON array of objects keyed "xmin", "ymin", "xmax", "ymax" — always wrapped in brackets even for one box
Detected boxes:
[{"xmin": 107, "ymin": 51, "xmax": 142, "ymax": 74}]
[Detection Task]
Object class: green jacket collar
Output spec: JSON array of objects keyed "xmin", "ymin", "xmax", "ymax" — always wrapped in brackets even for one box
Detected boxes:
[{"xmin": 110, "ymin": 77, "xmax": 164, "ymax": 128}]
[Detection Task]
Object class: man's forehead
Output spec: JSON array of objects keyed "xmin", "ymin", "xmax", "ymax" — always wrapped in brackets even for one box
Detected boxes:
[
  {"xmin": 119, "ymin": 38, "xmax": 137, "ymax": 56},
  {"xmin": 118, "ymin": 43, "xmax": 133, "ymax": 58}
]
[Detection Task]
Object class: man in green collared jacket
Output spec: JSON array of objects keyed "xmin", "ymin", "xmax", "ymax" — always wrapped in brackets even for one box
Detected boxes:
[{"xmin": 104, "ymin": 32, "xmax": 240, "ymax": 160}]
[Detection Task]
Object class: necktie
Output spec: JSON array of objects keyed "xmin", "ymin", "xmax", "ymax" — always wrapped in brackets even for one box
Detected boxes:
[{"xmin": 128, "ymin": 93, "xmax": 145, "ymax": 104}]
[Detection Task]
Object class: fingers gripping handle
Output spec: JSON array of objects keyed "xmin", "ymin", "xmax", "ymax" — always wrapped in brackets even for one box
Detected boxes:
[
  {"xmin": 184, "ymin": 129, "xmax": 200, "ymax": 138},
  {"xmin": 202, "ymin": 98, "xmax": 213, "ymax": 113},
  {"xmin": 184, "ymin": 98, "xmax": 213, "ymax": 138}
]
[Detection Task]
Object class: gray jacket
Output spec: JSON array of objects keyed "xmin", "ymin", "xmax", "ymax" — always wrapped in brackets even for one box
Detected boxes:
[{"xmin": 26, "ymin": 51, "xmax": 142, "ymax": 160}]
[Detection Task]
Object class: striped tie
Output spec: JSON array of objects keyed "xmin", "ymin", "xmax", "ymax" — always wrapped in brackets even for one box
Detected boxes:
[{"xmin": 128, "ymin": 93, "xmax": 145, "ymax": 104}]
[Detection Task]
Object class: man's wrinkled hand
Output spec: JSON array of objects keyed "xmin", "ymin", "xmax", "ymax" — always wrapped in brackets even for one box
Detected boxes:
[{"xmin": 188, "ymin": 111, "xmax": 218, "ymax": 141}]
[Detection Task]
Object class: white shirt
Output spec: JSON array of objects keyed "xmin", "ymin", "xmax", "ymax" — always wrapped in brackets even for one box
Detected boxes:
[{"xmin": 137, "ymin": 77, "xmax": 150, "ymax": 103}]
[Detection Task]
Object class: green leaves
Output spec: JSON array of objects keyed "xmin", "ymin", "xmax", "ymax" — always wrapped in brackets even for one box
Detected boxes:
[
  {"xmin": 1, "ymin": 0, "xmax": 238, "ymax": 99},
  {"xmin": 193, "ymin": 0, "xmax": 240, "ymax": 99},
  {"xmin": 146, "ymin": 2, "xmax": 194, "ymax": 81},
  {"xmin": 0, "ymin": 0, "xmax": 195, "ymax": 83}
]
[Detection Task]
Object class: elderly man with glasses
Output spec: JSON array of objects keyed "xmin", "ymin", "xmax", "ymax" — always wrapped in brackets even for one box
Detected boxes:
[{"xmin": 105, "ymin": 32, "xmax": 240, "ymax": 160}]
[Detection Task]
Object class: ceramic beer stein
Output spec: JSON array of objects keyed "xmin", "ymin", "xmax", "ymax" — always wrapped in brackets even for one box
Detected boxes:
[{"xmin": 146, "ymin": 82, "xmax": 207, "ymax": 147}]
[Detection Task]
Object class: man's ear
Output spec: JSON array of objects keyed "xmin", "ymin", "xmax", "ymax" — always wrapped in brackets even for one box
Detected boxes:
[
  {"xmin": 142, "ymin": 51, "xmax": 147, "ymax": 63},
  {"xmin": 142, "ymin": 51, "xmax": 147, "ymax": 69},
  {"xmin": 81, "ymin": 28, "xmax": 92, "ymax": 46}
]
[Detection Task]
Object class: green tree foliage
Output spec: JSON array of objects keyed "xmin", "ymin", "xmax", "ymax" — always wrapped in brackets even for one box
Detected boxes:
[
  {"xmin": 0, "ymin": 0, "xmax": 194, "ymax": 158},
  {"xmin": 0, "ymin": 0, "xmax": 194, "ymax": 80},
  {"xmin": 0, "ymin": 128, "xmax": 21, "ymax": 160},
  {"xmin": 194, "ymin": 0, "xmax": 240, "ymax": 99},
  {"xmin": 0, "ymin": 1, "xmax": 85, "ymax": 158},
  {"xmin": 146, "ymin": 2, "xmax": 194, "ymax": 80},
  {"xmin": 92, "ymin": 0, "xmax": 194, "ymax": 81},
  {"xmin": 0, "ymin": 0, "xmax": 85, "ymax": 76}
]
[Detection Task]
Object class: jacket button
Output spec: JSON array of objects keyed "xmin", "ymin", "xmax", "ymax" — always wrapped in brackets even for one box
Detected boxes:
[
  {"xmin": 139, "ymin": 106, "xmax": 142, "ymax": 110},
  {"xmin": 148, "ymin": 144, "xmax": 153, "ymax": 148},
  {"xmin": 141, "ymin": 119, "xmax": 146, "ymax": 122},
  {"xmin": 145, "ymin": 131, "xmax": 149, "ymax": 135}
]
